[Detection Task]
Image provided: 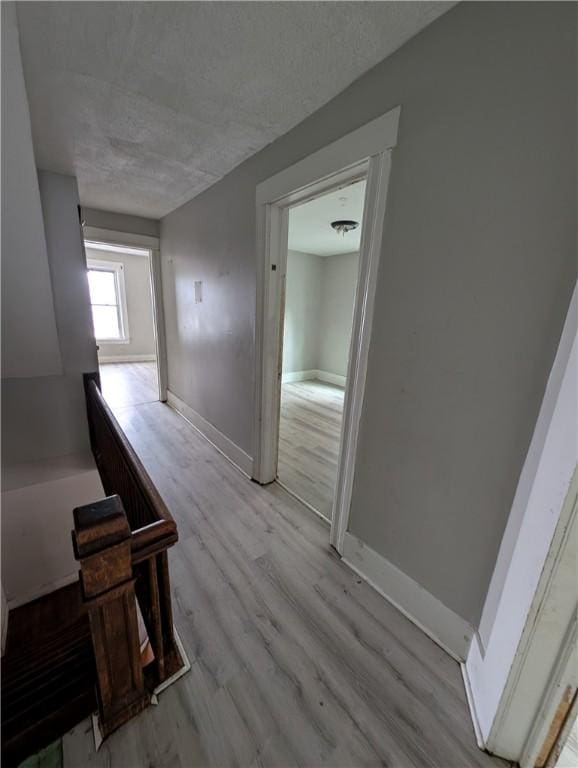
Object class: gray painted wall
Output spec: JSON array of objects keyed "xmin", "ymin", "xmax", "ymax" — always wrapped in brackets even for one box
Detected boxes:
[
  {"xmin": 39, "ymin": 173, "xmax": 98, "ymax": 378},
  {"xmin": 86, "ymin": 247, "xmax": 156, "ymax": 360},
  {"xmin": 1, "ymin": 7, "xmax": 102, "ymax": 607},
  {"xmin": 1, "ymin": 1, "xmax": 98, "ymax": 470},
  {"xmin": 83, "ymin": 207, "xmax": 159, "ymax": 238},
  {"xmin": 282, "ymin": 251, "xmax": 322, "ymax": 374},
  {"xmin": 1, "ymin": 2, "xmax": 61, "ymax": 380},
  {"xmin": 282, "ymin": 250, "xmax": 359, "ymax": 378},
  {"xmin": 160, "ymin": 3, "xmax": 576, "ymax": 626},
  {"xmin": 2, "ymin": 171, "xmax": 98, "ymax": 468},
  {"xmin": 318, "ymin": 252, "xmax": 359, "ymax": 378}
]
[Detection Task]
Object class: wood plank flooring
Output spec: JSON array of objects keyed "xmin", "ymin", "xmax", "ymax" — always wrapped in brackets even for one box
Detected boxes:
[
  {"xmin": 278, "ymin": 381, "xmax": 344, "ymax": 521},
  {"xmin": 99, "ymin": 361, "xmax": 159, "ymax": 409},
  {"xmin": 63, "ymin": 399, "xmax": 509, "ymax": 768},
  {"xmin": 557, "ymin": 719, "xmax": 578, "ymax": 767}
]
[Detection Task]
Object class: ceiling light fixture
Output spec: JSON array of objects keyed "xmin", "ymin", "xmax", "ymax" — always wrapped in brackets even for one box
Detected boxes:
[{"xmin": 331, "ymin": 219, "xmax": 359, "ymax": 236}]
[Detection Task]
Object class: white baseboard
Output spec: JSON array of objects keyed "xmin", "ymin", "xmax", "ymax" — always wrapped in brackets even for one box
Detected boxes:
[
  {"xmin": 7, "ymin": 572, "xmax": 78, "ymax": 611},
  {"xmin": 167, "ymin": 390, "xmax": 253, "ymax": 478},
  {"xmin": 99, "ymin": 354, "xmax": 157, "ymax": 364},
  {"xmin": 461, "ymin": 647, "xmax": 486, "ymax": 750},
  {"xmin": 281, "ymin": 369, "xmax": 346, "ymax": 387},
  {"xmin": 282, "ymin": 370, "xmax": 318, "ymax": 383},
  {"xmin": 315, "ymin": 369, "xmax": 346, "ymax": 387},
  {"xmin": 342, "ymin": 532, "xmax": 473, "ymax": 661}
]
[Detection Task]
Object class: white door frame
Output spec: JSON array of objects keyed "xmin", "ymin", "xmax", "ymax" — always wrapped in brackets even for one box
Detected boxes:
[
  {"xmin": 82, "ymin": 226, "xmax": 168, "ymax": 402},
  {"xmin": 493, "ymin": 466, "xmax": 578, "ymax": 766},
  {"xmin": 252, "ymin": 107, "xmax": 400, "ymax": 552}
]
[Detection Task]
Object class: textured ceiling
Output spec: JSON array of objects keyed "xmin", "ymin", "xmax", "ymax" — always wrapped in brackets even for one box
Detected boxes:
[
  {"xmin": 17, "ymin": 2, "xmax": 454, "ymax": 219},
  {"xmin": 289, "ymin": 179, "xmax": 366, "ymax": 257}
]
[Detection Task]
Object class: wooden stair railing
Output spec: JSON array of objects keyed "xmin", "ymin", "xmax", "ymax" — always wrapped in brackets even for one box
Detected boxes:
[
  {"xmin": 1, "ymin": 374, "xmax": 183, "ymax": 764},
  {"xmin": 77, "ymin": 372, "xmax": 183, "ymax": 736}
]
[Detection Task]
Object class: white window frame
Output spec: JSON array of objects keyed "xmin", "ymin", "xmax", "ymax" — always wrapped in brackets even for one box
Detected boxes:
[
  {"xmin": 86, "ymin": 258, "xmax": 130, "ymax": 344},
  {"xmin": 83, "ymin": 229, "xmax": 167, "ymax": 402}
]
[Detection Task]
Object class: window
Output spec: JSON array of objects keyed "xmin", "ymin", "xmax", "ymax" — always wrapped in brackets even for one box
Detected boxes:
[{"xmin": 87, "ymin": 259, "xmax": 129, "ymax": 342}]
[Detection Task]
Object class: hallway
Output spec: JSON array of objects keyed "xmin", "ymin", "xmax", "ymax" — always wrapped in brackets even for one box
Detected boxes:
[
  {"xmin": 99, "ymin": 361, "xmax": 158, "ymax": 409},
  {"xmin": 62, "ymin": 398, "xmax": 506, "ymax": 768}
]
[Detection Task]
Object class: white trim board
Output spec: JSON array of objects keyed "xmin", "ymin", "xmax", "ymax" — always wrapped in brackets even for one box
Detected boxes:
[
  {"xmin": 99, "ymin": 354, "xmax": 157, "ymax": 364},
  {"xmin": 461, "ymin": 648, "xmax": 487, "ymax": 750},
  {"xmin": 83, "ymin": 226, "xmax": 160, "ymax": 251},
  {"xmin": 464, "ymin": 288, "xmax": 578, "ymax": 754},
  {"xmin": 479, "ymin": 282, "xmax": 578, "ymax": 647},
  {"xmin": 316, "ymin": 370, "xmax": 346, "ymax": 387},
  {"xmin": 256, "ymin": 108, "xmax": 400, "ymax": 205},
  {"xmin": 167, "ymin": 390, "xmax": 253, "ymax": 478},
  {"xmin": 86, "ymin": 257, "xmax": 130, "ymax": 344},
  {"xmin": 282, "ymin": 369, "xmax": 318, "ymax": 383},
  {"xmin": 281, "ymin": 369, "xmax": 346, "ymax": 387},
  {"xmin": 342, "ymin": 532, "xmax": 473, "ymax": 661},
  {"xmin": 521, "ymin": 619, "xmax": 577, "ymax": 768},
  {"xmin": 488, "ymin": 470, "xmax": 578, "ymax": 761}
]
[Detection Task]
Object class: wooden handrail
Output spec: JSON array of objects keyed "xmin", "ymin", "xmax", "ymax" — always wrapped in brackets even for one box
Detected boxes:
[
  {"xmin": 83, "ymin": 372, "xmax": 176, "ymax": 531},
  {"xmin": 131, "ymin": 519, "xmax": 178, "ymax": 564},
  {"xmin": 78, "ymin": 372, "xmax": 184, "ymax": 737}
]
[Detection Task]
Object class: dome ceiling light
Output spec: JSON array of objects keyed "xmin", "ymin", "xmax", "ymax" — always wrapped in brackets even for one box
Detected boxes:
[{"xmin": 330, "ymin": 220, "xmax": 359, "ymax": 236}]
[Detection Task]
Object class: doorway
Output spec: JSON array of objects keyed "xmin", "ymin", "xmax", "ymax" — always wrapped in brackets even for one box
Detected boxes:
[
  {"xmin": 253, "ymin": 107, "xmax": 400, "ymax": 550},
  {"xmin": 84, "ymin": 240, "xmax": 161, "ymax": 411},
  {"xmin": 277, "ymin": 180, "xmax": 365, "ymax": 521}
]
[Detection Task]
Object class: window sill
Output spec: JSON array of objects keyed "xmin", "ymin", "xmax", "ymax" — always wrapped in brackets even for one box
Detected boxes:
[{"xmin": 96, "ymin": 338, "xmax": 130, "ymax": 345}]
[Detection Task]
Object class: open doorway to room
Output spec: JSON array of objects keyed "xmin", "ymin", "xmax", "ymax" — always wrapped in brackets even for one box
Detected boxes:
[
  {"xmin": 85, "ymin": 241, "xmax": 160, "ymax": 409},
  {"xmin": 277, "ymin": 180, "xmax": 365, "ymax": 521},
  {"xmin": 253, "ymin": 108, "xmax": 399, "ymax": 550}
]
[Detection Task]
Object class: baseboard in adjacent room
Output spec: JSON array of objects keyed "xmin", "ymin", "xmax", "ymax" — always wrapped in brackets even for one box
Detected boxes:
[
  {"xmin": 281, "ymin": 369, "xmax": 346, "ymax": 387},
  {"xmin": 98, "ymin": 354, "xmax": 157, "ymax": 364},
  {"xmin": 342, "ymin": 532, "xmax": 473, "ymax": 662},
  {"xmin": 315, "ymin": 370, "xmax": 346, "ymax": 387},
  {"xmin": 166, "ymin": 390, "xmax": 253, "ymax": 478},
  {"xmin": 281, "ymin": 370, "xmax": 318, "ymax": 383}
]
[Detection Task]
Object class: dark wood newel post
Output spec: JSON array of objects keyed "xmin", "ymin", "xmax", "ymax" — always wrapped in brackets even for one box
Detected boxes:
[
  {"xmin": 72, "ymin": 495, "xmax": 149, "ymax": 738},
  {"xmin": 80, "ymin": 370, "xmax": 184, "ymax": 706}
]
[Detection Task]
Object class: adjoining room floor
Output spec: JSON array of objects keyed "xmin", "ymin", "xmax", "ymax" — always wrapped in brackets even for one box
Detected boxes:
[
  {"xmin": 557, "ymin": 718, "xmax": 578, "ymax": 767},
  {"xmin": 99, "ymin": 361, "xmax": 158, "ymax": 409},
  {"xmin": 62, "ymin": 396, "xmax": 507, "ymax": 768},
  {"xmin": 278, "ymin": 380, "xmax": 344, "ymax": 521}
]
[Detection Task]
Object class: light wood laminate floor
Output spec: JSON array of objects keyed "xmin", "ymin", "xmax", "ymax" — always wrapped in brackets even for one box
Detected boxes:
[
  {"xmin": 556, "ymin": 719, "xmax": 578, "ymax": 767},
  {"xmin": 278, "ymin": 380, "xmax": 344, "ymax": 521},
  {"xmin": 63, "ymin": 399, "xmax": 508, "ymax": 768},
  {"xmin": 100, "ymin": 361, "xmax": 159, "ymax": 408}
]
